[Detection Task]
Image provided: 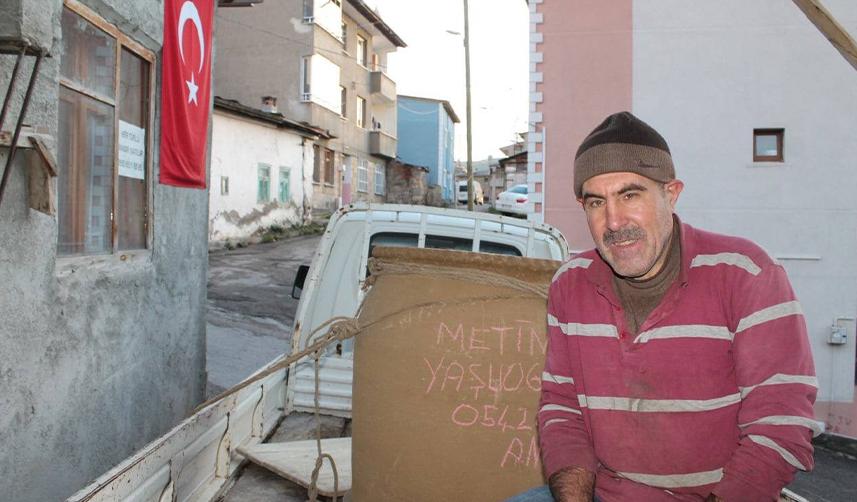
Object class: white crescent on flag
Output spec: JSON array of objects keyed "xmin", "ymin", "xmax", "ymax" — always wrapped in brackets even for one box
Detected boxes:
[{"xmin": 178, "ymin": 1, "xmax": 205, "ymax": 105}]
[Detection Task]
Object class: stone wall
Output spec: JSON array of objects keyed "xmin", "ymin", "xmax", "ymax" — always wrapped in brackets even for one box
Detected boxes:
[{"xmin": 386, "ymin": 159, "xmax": 430, "ymax": 205}]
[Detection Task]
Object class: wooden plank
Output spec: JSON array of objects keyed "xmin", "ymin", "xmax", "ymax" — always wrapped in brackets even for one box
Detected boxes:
[
  {"xmin": 792, "ymin": 0, "xmax": 857, "ymax": 73},
  {"xmin": 29, "ymin": 136, "xmax": 57, "ymax": 178},
  {"xmin": 236, "ymin": 438, "xmax": 351, "ymax": 497}
]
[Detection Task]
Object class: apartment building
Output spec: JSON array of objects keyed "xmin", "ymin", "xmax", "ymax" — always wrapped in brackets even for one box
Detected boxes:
[
  {"xmin": 396, "ymin": 95, "xmax": 459, "ymax": 203},
  {"xmin": 215, "ymin": 0, "xmax": 406, "ymax": 211}
]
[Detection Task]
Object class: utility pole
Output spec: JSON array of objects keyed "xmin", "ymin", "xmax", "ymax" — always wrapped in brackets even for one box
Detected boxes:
[{"xmin": 463, "ymin": 0, "xmax": 474, "ymax": 211}]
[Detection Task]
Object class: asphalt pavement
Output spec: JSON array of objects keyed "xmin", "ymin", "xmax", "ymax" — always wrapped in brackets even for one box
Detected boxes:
[{"xmin": 205, "ymin": 234, "xmax": 322, "ymax": 397}]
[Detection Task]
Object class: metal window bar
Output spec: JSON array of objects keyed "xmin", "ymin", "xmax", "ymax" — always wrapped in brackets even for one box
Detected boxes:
[{"xmin": 0, "ymin": 38, "xmax": 48, "ymax": 210}]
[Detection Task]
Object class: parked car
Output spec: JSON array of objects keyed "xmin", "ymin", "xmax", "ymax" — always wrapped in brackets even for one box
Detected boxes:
[
  {"xmin": 456, "ymin": 180, "xmax": 484, "ymax": 205},
  {"xmin": 496, "ymin": 184, "xmax": 529, "ymax": 215}
]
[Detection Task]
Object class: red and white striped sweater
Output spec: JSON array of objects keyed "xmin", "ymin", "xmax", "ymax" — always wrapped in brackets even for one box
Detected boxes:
[{"xmin": 539, "ymin": 221, "xmax": 817, "ymax": 501}]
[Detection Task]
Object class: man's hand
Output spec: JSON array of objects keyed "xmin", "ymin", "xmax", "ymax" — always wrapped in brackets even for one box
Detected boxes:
[
  {"xmin": 548, "ymin": 466, "xmax": 596, "ymax": 502},
  {"xmin": 705, "ymin": 494, "xmax": 724, "ymax": 502}
]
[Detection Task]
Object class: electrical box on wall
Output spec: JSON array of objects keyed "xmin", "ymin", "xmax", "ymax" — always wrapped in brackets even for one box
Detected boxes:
[
  {"xmin": 828, "ymin": 316, "xmax": 854, "ymax": 345},
  {"xmin": 829, "ymin": 325, "xmax": 848, "ymax": 345}
]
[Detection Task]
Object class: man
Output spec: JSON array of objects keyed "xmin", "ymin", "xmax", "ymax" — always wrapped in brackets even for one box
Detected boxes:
[{"xmin": 535, "ymin": 112, "xmax": 818, "ymax": 501}]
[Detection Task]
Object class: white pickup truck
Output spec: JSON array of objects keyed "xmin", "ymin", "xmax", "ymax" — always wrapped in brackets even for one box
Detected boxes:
[{"xmin": 67, "ymin": 203, "xmax": 569, "ymax": 502}]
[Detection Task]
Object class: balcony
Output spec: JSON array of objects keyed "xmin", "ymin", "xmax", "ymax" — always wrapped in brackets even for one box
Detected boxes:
[
  {"xmin": 370, "ymin": 71, "xmax": 396, "ymax": 103},
  {"xmin": 369, "ymin": 130, "xmax": 397, "ymax": 159}
]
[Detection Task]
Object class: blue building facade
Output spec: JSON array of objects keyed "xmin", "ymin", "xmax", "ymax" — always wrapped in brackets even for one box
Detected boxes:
[{"xmin": 396, "ymin": 95, "xmax": 459, "ymax": 202}]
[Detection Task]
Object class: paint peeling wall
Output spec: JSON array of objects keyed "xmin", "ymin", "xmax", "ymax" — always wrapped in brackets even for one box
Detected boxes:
[
  {"xmin": 0, "ymin": 1, "xmax": 208, "ymax": 500},
  {"xmin": 209, "ymin": 111, "xmax": 310, "ymax": 242}
]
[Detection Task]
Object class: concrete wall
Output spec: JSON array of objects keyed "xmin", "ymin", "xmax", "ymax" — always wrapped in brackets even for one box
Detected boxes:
[
  {"xmin": 397, "ymin": 96, "xmax": 440, "ymax": 183},
  {"xmin": 214, "ymin": 0, "xmax": 310, "ymax": 123},
  {"xmin": 209, "ymin": 111, "xmax": 311, "ymax": 242},
  {"xmin": 0, "ymin": 1, "xmax": 208, "ymax": 500},
  {"xmin": 632, "ymin": 0, "xmax": 857, "ymax": 435}
]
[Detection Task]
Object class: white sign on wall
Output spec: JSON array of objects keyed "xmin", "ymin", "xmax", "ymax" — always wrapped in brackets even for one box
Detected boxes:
[{"xmin": 118, "ymin": 120, "xmax": 146, "ymax": 180}]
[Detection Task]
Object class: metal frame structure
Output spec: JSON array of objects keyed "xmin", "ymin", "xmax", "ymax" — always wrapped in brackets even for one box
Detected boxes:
[{"xmin": 0, "ymin": 38, "xmax": 47, "ymax": 210}]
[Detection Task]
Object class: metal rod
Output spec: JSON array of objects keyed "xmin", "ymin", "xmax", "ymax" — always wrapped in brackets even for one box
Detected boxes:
[
  {"xmin": 463, "ymin": 0, "xmax": 474, "ymax": 212},
  {"xmin": 0, "ymin": 49, "xmax": 44, "ymax": 210},
  {"xmin": 0, "ymin": 43, "xmax": 28, "ymax": 132}
]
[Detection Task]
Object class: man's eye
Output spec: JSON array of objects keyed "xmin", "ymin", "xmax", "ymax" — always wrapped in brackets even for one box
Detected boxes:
[
  {"xmin": 623, "ymin": 192, "xmax": 639, "ymax": 200},
  {"xmin": 587, "ymin": 199, "xmax": 603, "ymax": 209}
]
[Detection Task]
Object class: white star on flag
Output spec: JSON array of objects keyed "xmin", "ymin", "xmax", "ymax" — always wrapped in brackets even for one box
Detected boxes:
[{"xmin": 186, "ymin": 73, "xmax": 199, "ymax": 105}]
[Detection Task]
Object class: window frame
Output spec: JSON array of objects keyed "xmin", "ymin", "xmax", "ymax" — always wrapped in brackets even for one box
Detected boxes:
[
  {"xmin": 357, "ymin": 159, "xmax": 369, "ymax": 193},
  {"xmin": 221, "ymin": 176, "xmax": 229, "ymax": 196},
  {"xmin": 300, "ymin": 56, "xmax": 312, "ymax": 101},
  {"xmin": 356, "ymin": 96, "xmax": 366, "ymax": 128},
  {"xmin": 323, "ymin": 148, "xmax": 336, "ymax": 187},
  {"xmin": 257, "ymin": 163, "xmax": 271, "ymax": 203},
  {"xmin": 374, "ymin": 162, "xmax": 385, "ymax": 196},
  {"xmin": 278, "ymin": 166, "xmax": 291, "ymax": 203},
  {"xmin": 356, "ymin": 34, "xmax": 367, "ymax": 67},
  {"xmin": 340, "ymin": 85, "xmax": 347, "ymax": 118},
  {"xmin": 753, "ymin": 128, "xmax": 784, "ymax": 162},
  {"xmin": 58, "ymin": 0, "xmax": 156, "ymax": 257}
]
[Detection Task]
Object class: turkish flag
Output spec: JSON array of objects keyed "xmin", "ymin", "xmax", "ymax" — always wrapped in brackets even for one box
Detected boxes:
[{"xmin": 159, "ymin": 0, "xmax": 214, "ymax": 189}]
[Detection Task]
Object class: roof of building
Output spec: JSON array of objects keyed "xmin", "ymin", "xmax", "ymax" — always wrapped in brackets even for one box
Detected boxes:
[
  {"xmin": 497, "ymin": 150, "xmax": 527, "ymax": 166},
  {"xmin": 213, "ymin": 97, "xmax": 332, "ymax": 139},
  {"xmin": 397, "ymin": 95, "xmax": 461, "ymax": 123},
  {"xmin": 391, "ymin": 159, "xmax": 430, "ymax": 172},
  {"xmin": 346, "ymin": 0, "xmax": 407, "ymax": 48},
  {"xmin": 499, "ymin": 150, "xmax": 528, "ymax": 166}
]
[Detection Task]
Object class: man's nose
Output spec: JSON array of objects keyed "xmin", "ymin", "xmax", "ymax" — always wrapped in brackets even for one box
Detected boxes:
[{"xmin": 604, "ymin": 200, "xmax": 627, "ymax": 231}]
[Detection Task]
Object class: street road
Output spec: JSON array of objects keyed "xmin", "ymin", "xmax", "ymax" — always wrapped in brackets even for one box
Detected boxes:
[{"xmin": 205, "ymin": 234, "xmax": 322, "ymax": 397}]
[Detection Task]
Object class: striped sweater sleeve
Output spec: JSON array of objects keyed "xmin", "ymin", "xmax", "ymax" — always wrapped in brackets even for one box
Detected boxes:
[
  {"xmin": 538, "ymin": 278, "xmax": 598, "ymax": 478},
  {"xmin": 713, "ymin": 261, "xmax": 818, "ymax": 501}
]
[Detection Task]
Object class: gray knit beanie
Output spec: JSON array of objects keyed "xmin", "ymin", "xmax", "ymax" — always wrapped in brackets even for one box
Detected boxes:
[{"xmin": 573, "ymin": 111, "xmax": 675, "ymax": 198}]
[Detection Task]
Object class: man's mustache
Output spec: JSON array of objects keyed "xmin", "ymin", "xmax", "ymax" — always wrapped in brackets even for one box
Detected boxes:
[{"xmin": 603, "ymin": 227, "xmax": 646, "ymax": 246}]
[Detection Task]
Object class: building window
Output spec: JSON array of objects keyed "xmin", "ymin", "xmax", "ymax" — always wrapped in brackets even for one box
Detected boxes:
[
  {"xmin": 312, "ymin": 144, "xmax": 321, "ymax": 183},
  {"xmin": 341, "ymin": 21, "xmax": 347, "ymax": 45},
  {"xmin": 340, "ymin": 86, "xmax": 347, "ymax": 117},
  {"xmin": 220, "ymin": 176, "xmax": 229, "ymax": 195},
  {"xmin": 374, "ymin": 163, "xmax": 385, "ymax": 195},
  {"xmin": 753, "ymin": 128, "xmax": 784, "ymax": 162},
  {"xmin": 302, "ymin": 0, "xmax": 313, "ymax": 21},
  {"xmin": 300, "ymin": 56, "xmax": 311, "ymax": 101},
  {"xmin": 356, "ymin": 96, "xmax": 366, "ymax": 128},
  {"xmin": 357, "ymin": 159, "xmax": 369, "ymax": 193},
  {"xmin": 58, "ymin": 4, "xmax": 153, "ymax": 256},
  {"xmin": 278, "ymin": 167, "xmax": 290, "ymax": 202},
  {"xmin": 258, "ymin": 164, "xmax": 271, "ymax": 203},
  {"xmin": 357, "ymin": 35, "xmax": 367, "ymax": 67},
  {"xmin": 323, "ymin": 148, "xmax": 335, "ymax": 186}
]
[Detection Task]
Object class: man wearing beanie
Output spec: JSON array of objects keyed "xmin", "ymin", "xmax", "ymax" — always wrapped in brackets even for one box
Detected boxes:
[{"xmin": 528, "ymin": 112, "xmax": 817, "ymax": 501}]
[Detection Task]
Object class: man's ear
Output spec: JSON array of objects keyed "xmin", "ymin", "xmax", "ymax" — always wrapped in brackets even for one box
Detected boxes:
[{"xmin": 664, "ymin": 179, "xmax": 684, "ymax": 208}]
